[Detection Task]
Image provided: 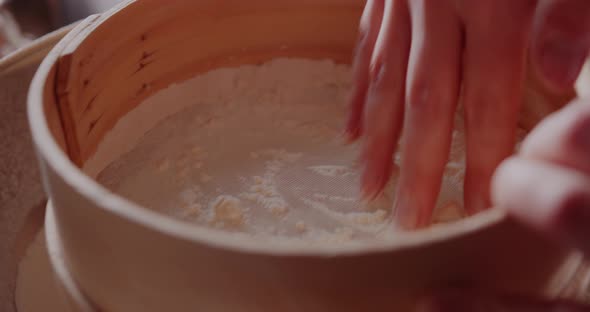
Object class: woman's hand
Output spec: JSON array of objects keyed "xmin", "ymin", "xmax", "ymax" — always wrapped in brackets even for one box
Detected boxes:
[{"xmin": 346, "ymin": 0, "xmax": 590, "ymax": 229}]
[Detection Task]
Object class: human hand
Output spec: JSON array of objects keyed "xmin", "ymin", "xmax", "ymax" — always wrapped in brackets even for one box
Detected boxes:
[
  {"xmin": 346, "ymin": 0, "xmax": 590, "ymax": 229},
  {"xmin": 416, "ymin": 99, "xmax": 590, "ymax": 311}
]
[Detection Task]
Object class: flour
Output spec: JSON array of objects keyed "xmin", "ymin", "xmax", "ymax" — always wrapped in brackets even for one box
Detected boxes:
[
  {"xmin": 346, "ymin": 210, "xmax": 388, "ymax": 226},
  {"xmin": 295, "ymin": 221, "xmax": 307, "ymax": 233},
  {"xmin": 209, "ymin": 196, "xmax": 245, "ymax": 228},
  {"xmin": 308, "ymin": 165, "xmax": 354, "ymax": 178},
  {"xmin": 96, "ymin": 58, "xmax": 472, "ymax": 243},
  {"xmin": 177, "ymin": 202, "xmax": 202, "ymax": 219}
]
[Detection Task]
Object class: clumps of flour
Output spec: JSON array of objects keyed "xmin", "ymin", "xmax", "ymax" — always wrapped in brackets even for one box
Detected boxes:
[
  {"xmin": 346, "ymin": 210, "xmax": 388, "ymax": 226},
  {"xmin": 295, "ymin": 221, "xmax": 307, "ymax": 233},
  {"xmin": 308, "ymin": 165, "xmax": 354, "ymax": 178},
  {"xmin": 177, "ymin": 202, "xmax": 202, "ymax": 219},
  {"xmin": 209, "ymin": 196, "xmax": 246, "ymax": 228},
  {"xmin": 96, "ymin": 58, "xmax": 470, "ymax": 244},
  {"xmin": 240, "ymin": 149, "xmax": 301, "ymax": 218}
]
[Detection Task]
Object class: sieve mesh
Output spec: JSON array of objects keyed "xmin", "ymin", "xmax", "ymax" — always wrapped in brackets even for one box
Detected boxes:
[{"xmin": 96, "ymin": 58, "xmax": 502, "ymax": 243}]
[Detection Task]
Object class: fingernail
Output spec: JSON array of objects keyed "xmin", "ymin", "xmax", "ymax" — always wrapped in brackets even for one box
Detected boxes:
[
  {"xmin": 342, "ymin": 126, "xmax": 360, "ymax": 144},
  {"xmin": 537, "ymin": 33, "xmax": 588, "ymax": 91},
  {"xmin": 360, "ymin": 167, "xmax": 376, "ymax": 200},
  {"xmin": 361, "ymin": 186, "xmax": 381, "ymax": 202}
]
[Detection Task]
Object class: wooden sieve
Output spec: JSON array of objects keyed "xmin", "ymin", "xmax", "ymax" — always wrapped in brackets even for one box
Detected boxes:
[{"xmin": 27, "ymin": 0, "xmax": 586, "ymax": 311}]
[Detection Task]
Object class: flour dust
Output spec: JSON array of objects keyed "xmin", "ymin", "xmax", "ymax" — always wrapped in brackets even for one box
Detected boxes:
[{"xmin": 97, "ymin": 58, "xmax": 466, "ymax": 243}]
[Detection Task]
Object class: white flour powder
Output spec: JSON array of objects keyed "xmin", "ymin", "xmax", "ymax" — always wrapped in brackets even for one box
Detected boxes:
[{"xmin": 97, "ymin": 58, "xmax": 467, "ymax": 243}]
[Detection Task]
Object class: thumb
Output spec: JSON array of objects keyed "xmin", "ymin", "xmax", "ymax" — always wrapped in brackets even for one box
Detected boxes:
[
  {"xmin": 532, "ymin": 0, "xmax": 590, "ymax": 92},
  {"xmin": 492, "ymin": 101, "xmax": 590, "ymax": 256}
]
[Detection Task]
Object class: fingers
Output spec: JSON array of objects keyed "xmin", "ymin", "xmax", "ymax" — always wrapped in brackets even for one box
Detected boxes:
[
  {"xmin": 359, "ymin": 0, "xmax": 411, "ymax": 199},
  {"xmin": 418, "ymin": 289, "xmax": 590, "ymax": 312},
  {"xmin": 345, "ymin": 0, "xmax": 385, "ymax": 141},
  {"xmin": 532, "ymin": 0, "xmax": 590, "ymax": 93},
  {"xmin": 492, "ymin": 100, "xmax": 590, "ymax": 255},
  {"xmin": 461, "ymin": 1, "xmax": 536, "ymax": 215},
  {"xmin": 392, "ymin": 0, "xmax": 462, "ymax": 229}
]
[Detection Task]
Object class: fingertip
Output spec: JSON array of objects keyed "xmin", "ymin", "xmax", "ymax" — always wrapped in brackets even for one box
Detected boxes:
[
  {"xmin": 464, "ymin": 169, "xmax": 493, "ymax": 216},
  {"xmin": 392, "ymin": 183, "xmax": 437, "ymax": 230},
  {"xmin": 390, "ymin": 178, "xmax": 427, "ymax": 229},
  {"xmin": 357, "ymin": 96, "xmax": 402, "ymax": 202},
  {"xmin": 360, "ymin": 157, "xmax": 391, "ymax": 200},
  {"xmin": 343, "ymin": 114, "xmax": 362, "ymax": 144},
  {"xmin": 392, "ymin": 190, "xmax": 418, "ymax": 230},
  {"xmin": 345, "ymin": 75, "xmax": 368, "ymax": 143}
]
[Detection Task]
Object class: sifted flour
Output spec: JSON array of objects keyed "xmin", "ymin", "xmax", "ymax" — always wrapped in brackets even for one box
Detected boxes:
[{"xmin": 97, "ymin": 58, "xmax": 472, "ymax": 243}]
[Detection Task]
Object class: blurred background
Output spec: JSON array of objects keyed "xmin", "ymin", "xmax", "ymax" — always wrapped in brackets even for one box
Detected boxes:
[{"xmin": 0, "ymin": 0, "xmax": 120, "ymax": 57}]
